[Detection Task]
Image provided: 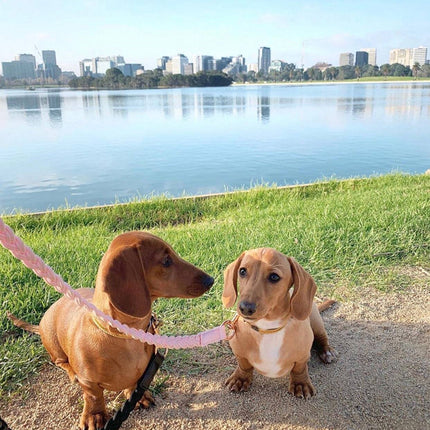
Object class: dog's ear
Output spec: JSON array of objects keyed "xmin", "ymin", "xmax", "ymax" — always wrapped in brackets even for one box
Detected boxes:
[
  {"xmin": 222, "ymin": 253, "xmax": 245, "ymax": 308},
  {"xmin": 101, "ymin": 245, "xmax": 151, "ymax": 318},
  {"xmin": 287, "ymin": 257, "xmax": 316, "ymax": 320}
]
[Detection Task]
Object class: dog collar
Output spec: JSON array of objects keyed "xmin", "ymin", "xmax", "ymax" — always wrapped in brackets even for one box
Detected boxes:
[
  {"xmin": 240, "ymin": 316, "xmax": 287, "ymax": 334},
  {"xmin": 91, "ymin": 313, "xmax": 160, "ymax": 339}
]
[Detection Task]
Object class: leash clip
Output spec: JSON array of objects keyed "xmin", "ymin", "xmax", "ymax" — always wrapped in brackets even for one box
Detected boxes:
[{"xmin": 222, "ymin": 314, "xmax": 239, "ymax": 340}]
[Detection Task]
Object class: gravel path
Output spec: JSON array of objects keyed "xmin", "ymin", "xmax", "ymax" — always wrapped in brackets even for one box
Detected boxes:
[{"xmin": 1, "ymin": 284, "xmax": 429, "ymax": 430}]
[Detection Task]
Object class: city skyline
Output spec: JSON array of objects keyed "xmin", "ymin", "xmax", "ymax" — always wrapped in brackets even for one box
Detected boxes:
[{"xmin": 1, "ymin": 0, "xmax": 430, "ymax": 74}]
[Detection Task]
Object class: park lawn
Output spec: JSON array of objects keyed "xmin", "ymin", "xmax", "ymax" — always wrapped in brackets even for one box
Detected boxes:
[{"xmin": 0, "ymin": 173, "xmax": 429, "ymax": 396}]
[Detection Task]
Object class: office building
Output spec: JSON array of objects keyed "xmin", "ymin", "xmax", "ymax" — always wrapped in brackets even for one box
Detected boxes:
[
  {"xmin": 268, "ymin": 60, "xmax": 286, "ymax": 73},
  {"xmin": 208, "ymin": 58, "xmax": 220, "ymax": 71},
  {"xmin": 248, "ymin": 63, "xmax": 258, "ymax": 73},
  {"xmin": 389, "ymin": 48, "xmax": 413, "ymax": 66},
  {"xmin": 15, "ymin": 54, "xmax": 36, "ymax": 69},
  {"xmin": 42, "ymin": 50, "xmax": 56, "ymax": 67},
  {"xmin": 42, "ymin": 50, "xmax": 61, "ymax": 79},
  {"xmin": 223, "ymin": 56, "xmax": 247, "ymax": 76},
  {"xmin": 339, "ymin": 53, "xmax": 354, "ymax": 66},
  {"xmin": 96, "ymin": 58, "xmax": 114, "ymax": 75},
  {"xmin": 360, "ymin": 48, "xmax": 377, "ymax": 66},
  {"xmin": 258, "ymin": 47, "xmax": 271, "ymax": 75},
  {"xmin": 184, "ymin": 63, "xmax": 194, "ymax": 75},
  {"xmin": 1, "ymin": 60, "xmax": 36, "ymax": 80},
  {"xmin": 157, "ymin": 56, "xmax": 170, "ymax": 70},
  {"xmin": 194, "ymin": 55, "xmax": 213, "ymax": 73},
  {"xmin": 79, "ymin": 55, "xmax": 129, "ymax": 76},
  {"xmin": 117, "ymin": 63, "xmax": 144, "ymax": 77},
  {"xmin": 355, "ymin": 51, "xmax": 369, "ymax": 67},
  {"xmin": 164, "ymin": 59, "xmax": 173, "ymax": 74},
  {"xmin": 171, "ymin": 54, "xmax": 189, "ymax": 74},
  {"xmin": 412, "ymin": 47, "xmax": 428, "ymax": 66},
  {"xmin": 207, "ymin": 57, "xmax": 232, "ymax": 72}
]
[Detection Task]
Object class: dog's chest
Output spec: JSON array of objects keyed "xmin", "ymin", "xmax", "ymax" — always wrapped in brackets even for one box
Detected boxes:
[{"xmin": 250, "ymin": 320, "xmax": 291, "ymax": 378}]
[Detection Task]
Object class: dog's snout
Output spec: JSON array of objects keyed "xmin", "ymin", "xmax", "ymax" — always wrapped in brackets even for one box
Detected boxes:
[
  {"xmin": 239, "ymin": 300, "xmax": 256, "ymax": 316},
  {"xmin": 201, "ymin": 274, "xmax": 214, "ymax": 289}
]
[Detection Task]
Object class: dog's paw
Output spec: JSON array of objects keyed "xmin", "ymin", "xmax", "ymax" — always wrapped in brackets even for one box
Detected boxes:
[
  {"xmin": 318, "ymin": 346, "xmax": 337, "ymax": 364},
  {"xmin": 225, "ymin": 367, "xmax": 253, "ymax": 392},
  {"xmin": 137, "ymin": 389, "xmax": 155, "ymax": 409},
  {"xmin": 79, "ymin": 411, "xmax": 109, "ymax": 430},
  {"xmin": 288, "ymin": 379, "xmax": 315, "ymax": 399}
]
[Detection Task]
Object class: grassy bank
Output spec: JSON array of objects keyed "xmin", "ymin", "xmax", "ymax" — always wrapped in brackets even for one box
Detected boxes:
[{"xmin": 1, "ymin": 173, "xmax": 429, "ymax": 396}]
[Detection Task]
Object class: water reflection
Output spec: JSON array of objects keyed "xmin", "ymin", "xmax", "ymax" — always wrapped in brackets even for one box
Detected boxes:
[
  {"xmin": 1, "ymin": 83, "xmax": 429, "ymax": 214},
  {"xmin": 5, "ymin": 90, "xmax": 62, "ymax": 126},
  {"xmin": 336, "ymin": 85, "xmax": 374, "ymax": 117},
  {"xmin": 3, "ymin": 84, "xmax": 430, "ymax": 130}
]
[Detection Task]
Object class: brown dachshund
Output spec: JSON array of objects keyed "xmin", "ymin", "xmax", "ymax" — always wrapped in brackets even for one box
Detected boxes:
[
  {"xmin": 222, "ymin": 248, "xmax": 334, "ymax": 398},
  {"xmin": 8, "ymin": 231, "xmax": 214, "ymax": 430}
]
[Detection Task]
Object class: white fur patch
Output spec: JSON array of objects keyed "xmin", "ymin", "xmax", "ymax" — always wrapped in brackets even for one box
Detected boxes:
[{"xmin": 252, "ymin": 319, "xmax": 287, "ymax": 378}]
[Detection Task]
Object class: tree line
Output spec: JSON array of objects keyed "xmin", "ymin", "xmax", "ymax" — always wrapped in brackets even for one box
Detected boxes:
[
  {"xmin": 235, "ymin": 62, "xmax": 430, "ymax": 83},
  {"xmin": 68, "ymin": 68, "xmax": 233, "ymax": 89}
]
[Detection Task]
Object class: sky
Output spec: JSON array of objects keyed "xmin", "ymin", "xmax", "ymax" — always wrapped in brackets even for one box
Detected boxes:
[{"xmin": 1, "ymin": 0, "xmax": 429, "ymax": 74}]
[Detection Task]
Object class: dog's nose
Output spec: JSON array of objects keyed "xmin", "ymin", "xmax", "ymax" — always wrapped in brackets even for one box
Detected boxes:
[
  {"xmin": 201, "ymin": 274, "xmax": 214, "ymax": 289},
  {"xmin": 239, "ymin": 301, "xmax": 256, "ymax": 316}
]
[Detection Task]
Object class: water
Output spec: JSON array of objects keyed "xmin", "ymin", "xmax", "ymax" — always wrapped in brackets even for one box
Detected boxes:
[{"xmin": 1, "ymin": 82, "xmax": 429, "ymax": 214}]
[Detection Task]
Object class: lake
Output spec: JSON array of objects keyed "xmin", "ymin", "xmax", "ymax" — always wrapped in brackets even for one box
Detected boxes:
[{"xmin": 1, "ymin": 82, "xmax": 429, "ymax": 214}]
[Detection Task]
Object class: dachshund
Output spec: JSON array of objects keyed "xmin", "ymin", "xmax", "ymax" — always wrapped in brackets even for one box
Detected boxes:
[
  {"xmin": 8, "ymin": 231, "xmax": 214, "ymax": 429},
  {"xmin": 222, "ymin": 248, "xmax": 334, "ymax": 398}
]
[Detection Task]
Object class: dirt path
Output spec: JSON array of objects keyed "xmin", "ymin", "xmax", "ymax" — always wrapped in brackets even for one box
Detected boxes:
[{"xmin": 1, "ymin": 285, "xmax": 429, "ymax": 430}]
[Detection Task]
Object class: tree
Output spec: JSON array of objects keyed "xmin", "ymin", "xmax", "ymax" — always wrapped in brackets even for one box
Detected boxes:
[
  {"xmin": 418, "ymin": 64, "xmax": 430, "ymax": 77},
  {"xmin": 338, "ymin": 65, "xmax": 355, "ymax": 80},
  {"xmin": 355, "ymin": 66, "xmax": 362, "ymax": 80},
  {"xmin": 390, "ymin": 63, "xmax": 410, "ymax": 77},
  {"xmin": 104, "ymin": 68, "xmax": 125, "ymax": 88},
  {"xmin": 412, "ymin": 62, "xmax": 421, "ymax": 79},
  {"xmin": 380, "ymin": 64, "xmax": 390, "ymax": 78}
]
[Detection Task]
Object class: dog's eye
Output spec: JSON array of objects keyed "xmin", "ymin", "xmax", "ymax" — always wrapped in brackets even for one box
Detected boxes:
[
  {"xmin": 268, "ymin": 273, "xmax": 281, "ymax": 283},
  {"xmin": 162, "ymin": 255, "xmax": 173, "ymax": 268},
  {"xmin": 239, "ymin": 267, "xmax": 247, "ymax": 277}
]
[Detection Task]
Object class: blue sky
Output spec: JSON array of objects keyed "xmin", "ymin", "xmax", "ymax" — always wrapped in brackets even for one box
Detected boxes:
[{"xmin": 1, "ymin": 0, "xmax": 429, "ymax": 73}]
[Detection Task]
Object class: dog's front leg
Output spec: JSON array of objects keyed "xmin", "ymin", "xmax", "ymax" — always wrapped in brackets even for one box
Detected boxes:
[
  {"xmin": 225, "ymin": 355, "xmax": 254, "ymax": 392},
  {"xmin": 79, "ymin": 381, "xmax": 109, "ymax": 430},
  {"xmin": 288, "ymin": 360, "xmax": 315, "ymax": 399},
  {"xmin": 123, "ymin": 386, "xmax": 155, "ymax": 409}
]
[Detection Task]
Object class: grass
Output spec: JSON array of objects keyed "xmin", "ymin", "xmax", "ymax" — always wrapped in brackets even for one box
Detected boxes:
[{"xmin": 1, "ymin": 173, "xmax": 429, "ymax": 396}]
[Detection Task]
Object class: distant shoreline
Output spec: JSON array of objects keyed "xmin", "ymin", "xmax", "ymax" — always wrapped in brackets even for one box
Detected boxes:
[
  {"xmin": 232, "ymin": 78, "xmax": 430, "ymax": 87},
  {"xmin": 1, "ymin": 77, "xmax": 430, "ymax": 91}
]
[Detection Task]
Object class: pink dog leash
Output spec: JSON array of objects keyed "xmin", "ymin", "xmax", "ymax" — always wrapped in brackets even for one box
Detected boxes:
[{"xmin": 0, "ymin": 217, "xmax": 231, "ymax": 349}]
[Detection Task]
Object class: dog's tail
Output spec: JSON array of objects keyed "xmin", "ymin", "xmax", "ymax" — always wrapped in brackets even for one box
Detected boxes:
[
  {"xmin": 7, "ymin": 312, "xmax": 40, "ymax": 335},
  {"xmin": 317, "ymin": 299, "xmax": 336, "ymax": 313}
]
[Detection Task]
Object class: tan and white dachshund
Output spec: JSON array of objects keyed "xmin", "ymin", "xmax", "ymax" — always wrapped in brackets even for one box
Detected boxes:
[
  {"xmin": 222, "ymin": 248, "xmax": 334, "ymax": 398},
  {"xmin": 8, "ymin": 231, "xmax": 214, "ymax": 430}
]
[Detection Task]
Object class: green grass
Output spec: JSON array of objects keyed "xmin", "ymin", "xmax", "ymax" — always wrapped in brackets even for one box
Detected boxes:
[{"xmin": 1, "ymin": 173, "xmax": 429, "ymax": 396}]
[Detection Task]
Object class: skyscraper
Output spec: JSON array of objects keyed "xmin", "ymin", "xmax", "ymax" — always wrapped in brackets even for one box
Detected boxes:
[
  {"xmin": 355, "ymin": 51, "xmax": 369, "ymax": 67},
  {"xmin": 389, "ymin": 49, "xmax": 413, "ymax": 66},
  {"xmin": 258, "ymin": 47, "xmax": 271, "ymax": 75},
  {"xmin": 412, "ymin": 47, "xmax": 428, "ymax": 66},
  {"xmin": 157, "ymin": 56, "xmax": 170, "ymax": 70},
  {"xmin": 171, "ymin": 54, "xmax": 189, "ymax": 75},
  {"xmin": 15, "ymin": 54, "xmax": 36, "ymax": 69},
  {"xmin": 194, "ymin": 55, "xmax": 213, "ymax": 73},
  {"xmin": 360, "ymin": 48, "xmax": 377, "ymax": 66},
  {"xmin": 339, "ymin": 53, "xmax": 354, "ymax": 66},
  {"xmin": 42, "ymin": 50, "xmax": 61, "ymax": 79},
  {"xmin": 1, "ymin": 60, "xmax": 36, "ymax": 80}
]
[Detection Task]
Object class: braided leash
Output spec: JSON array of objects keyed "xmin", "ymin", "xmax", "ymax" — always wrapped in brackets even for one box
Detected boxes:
[
  {"xmin": 0, "ymin": 217, "xmax": 237, "ymax": 430},
  {"xmin": 0, "ymin": 218, "xmax": 229, "ymax": 348}
]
